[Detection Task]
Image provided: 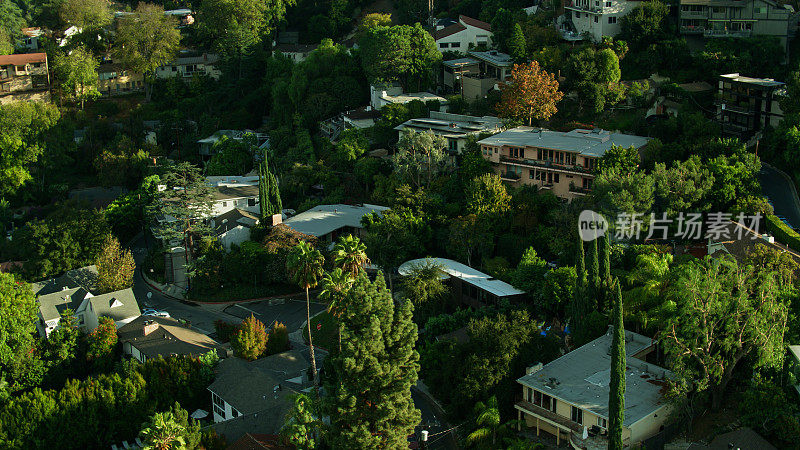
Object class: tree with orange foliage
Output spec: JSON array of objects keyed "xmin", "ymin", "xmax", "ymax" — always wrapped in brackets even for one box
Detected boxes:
[{"xmin": 496, "ymin": 61, "xmax": 563, "ymax": 126}]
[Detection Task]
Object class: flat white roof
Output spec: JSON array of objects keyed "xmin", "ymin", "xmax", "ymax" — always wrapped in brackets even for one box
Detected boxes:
[
  {"xmin": 382, "ymin": 92, "xmax": 448, "ymax": 104},
  {"xmin": 283, "ymin": 204, "xmax": 389, "ymax": 237},
  {"xmin": 398, "ymin": 257, "xmax": 524, "ymax": 297},
  {"xmin": 478, "ymin": 127, "xmax": 650, "ymax": 158}
]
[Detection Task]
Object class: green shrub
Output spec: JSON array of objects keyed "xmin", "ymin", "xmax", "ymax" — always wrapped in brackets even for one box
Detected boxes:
[{"xmin": 766, "ymin": 215, "xmax": 800, "ymax": 252}]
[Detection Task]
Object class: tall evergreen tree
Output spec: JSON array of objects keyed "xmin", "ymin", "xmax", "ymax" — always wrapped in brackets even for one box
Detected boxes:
[
  {"xmin": 576, "ymin": 236, "xmax": 586, "ymax": 285},
  {"xmin": 324, "ymin": 273, "xmax": 421, "ymax": 449},
  {"xmin": 259, "ymin": 153, "xmax": 282, "ymax": 219},
  {"xmin": 507, "ymin": 23, "xmax": 527, "ymax": 62},
  {"xmin": 589, "ymin": 237, "xmax": 600, "ymax": 289},
  {"xmin": 608, "ymin": 280, "xmax": 626, "ymax": 450},
  {"xmin": 598, "ymin": 234, "xmax": 612, "ymax": 312},
  {"xmin": 571, "ymin": 236, "xmax": 593, "ymax": 345}
]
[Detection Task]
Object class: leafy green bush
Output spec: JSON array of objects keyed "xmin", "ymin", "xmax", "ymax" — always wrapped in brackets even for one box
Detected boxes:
[{"xmin": 766, "ymin": 214, "xmax": 800, "ymax": 252}]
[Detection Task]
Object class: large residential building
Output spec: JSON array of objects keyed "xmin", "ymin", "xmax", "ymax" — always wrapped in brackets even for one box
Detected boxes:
[
  {"xmin": 716, "ymin": 73, "xmax": 785, "ymax": 139},
  {"xmin": 679, "ymin": 0, "xmax": 794, "ymax": 50},
  {"xmin": 284, "ymin": 204, "xmax": 389, "ymax": 245},
  {"xmin": 0, "ymin": 53, "xmax": 50, "ymax": 105},
  {"xmin": 562, "ymin": 0, "xmax": 643, "ymax": 42},
  {"xmin": 155, "ymin": 53, "xmax": 221, "ymax": 80},
  {"xmin": 515, "ymin": 327, "xmax": 672, "ymax": 448},
  {"xmin": 478, "ymin": 127, "xmax": 650, "ymax": 200},
  {"xmin": 433, "ymin": 15, "xmax": 493, "ymax": 53},
  {"xmin": 399, "ymin": 258, "xmax": 525, "ymax": 307},
  {"xmin": 394, "ymin": 111, "xmax": 503, "ymax": 155}
]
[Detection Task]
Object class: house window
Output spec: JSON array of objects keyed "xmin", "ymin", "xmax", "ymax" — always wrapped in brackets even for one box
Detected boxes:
[
  {"xmin": 222, "ymin": 201, "xmax": 228, "ymax": 207},
  {"xmin": 605, "ymin": 1, "xmax": 611, "ymax": 5},
  {"xmin": 608, "ymin": 16, "xmax": 617, "ymax": 23},
  {"xmin": 532, "ymin": 390, "xmax": 557, "ymax": 412},
  {"xmin": 594, "ymin": 16, "xmax": 598, "ymax": 23},
  {"xmin": 248, "ymin": 198, "xmax": 256, "ymax": 206},
  {"xmin": 597, "ymin": 417, "xmax": 608, "ymax": 428},
  {"xmin": 448, "ymin": 138, "xmax": 458, "ymax": 152},
  {"xmin": 510, "ymin": 147, "xmax": 524, "ymax": 158},
  {"xmin": 553, "ymin": 173, "xmax": 560, "ymax": 184},
  {"xmin": 576, "ymin": 12, "xmax": 581, "ymax": 18},
  {"xmin": 451, "ymin": 42, "xmax": 461, "ymax": 48},
  {"xmin": 571, "ymin": 406, "xmax": 583, "ymax": 425},
  {"xmin": 212, "ymin": 392, "xmax": 226, "ymax": 418},
  {"xmin": 440, "ymin": 43, "xmax": 449, "ymax": 49},
  {"xmin": 713, "ymin": 6, "xmax": 725, "ymax": 12},
  {"xmin": 529, "ymin": 169, "xmax": 535, "ymax": 179},
  {"xmin": 494, "ymin": 148, "xmax": 498, "ymax": 154}
]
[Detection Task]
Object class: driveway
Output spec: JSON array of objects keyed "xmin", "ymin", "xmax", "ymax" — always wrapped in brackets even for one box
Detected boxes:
[
  {"xmin": 760, "ymin": 165, "xmax": 800, "ymax": 229},
  {"xmin": 224, "ymin": 299, "xmax": 326, "ymax": 331}
]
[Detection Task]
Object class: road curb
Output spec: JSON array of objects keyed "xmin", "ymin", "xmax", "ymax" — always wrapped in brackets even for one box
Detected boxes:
[{"xmin": 763, "ymin": 162, "xmax": 800, "ymax": 218}]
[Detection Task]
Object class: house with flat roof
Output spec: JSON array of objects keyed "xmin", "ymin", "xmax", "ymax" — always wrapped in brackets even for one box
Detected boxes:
[
  {"xmin": 515, "ymin": 327, "xmax": 672, "ymax": 448},
  {"xmin": 433, "ymin": 15, "xmax": 493, "ymax": 53},
  {"xmin": 679, "ymin": 0, "xmax": 794, "ymax": 51},
  {"xmin": 283, "ymin": 204, "xmax": 390, "ymax": 245},
  {"xmin": 155, "ymin": 53, "xmax": 221, "ymax": 80},
  {"xmin": 209, "ymin": 350, "xmax": 313, "ymax": 443},
  {"xmin": 441, "ymin": 51, "xmax": 513, "ymax": 99},
  {"xmin": 197, "ymin": 130, "xmax": 269, "ymax": 157},
  {"xmin": 398, "ymin": 257, "xmax": 525, "ymax": 307},
  {"xmin": 97, "ymin": 63, "xmax": 144, "ymax": 96},
  {"xmin": 478, "ymin": 127, "xmax": 650, "ymax": 200},
  {"xmin": 716, "ymin": 73, "xmax": 786, "ymax": 139},
  {"xmin": 0, "ymin": 53, "xmax": 50, "ymax": 105},
  {"xmin": 119, "ymin": 315, "xmax": 226, "ymax": 363},
  {"xmin": 395, "ymin": 111, "xmax": 503, "ymax": 155}
]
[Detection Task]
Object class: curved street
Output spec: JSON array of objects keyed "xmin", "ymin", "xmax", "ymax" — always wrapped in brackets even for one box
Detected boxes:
[{"xmin": 760, "ymin": 165, "xmax": 800, "ymax": 229}]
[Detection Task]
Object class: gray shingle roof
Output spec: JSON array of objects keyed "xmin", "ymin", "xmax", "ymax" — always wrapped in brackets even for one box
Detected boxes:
[
  {"xmin": 88, "ymin": 288, "xmax": 141, "ymax": 323},
  {"xmin": 118, "ymin": 316, "xmax": 224, "ymax": 359}
]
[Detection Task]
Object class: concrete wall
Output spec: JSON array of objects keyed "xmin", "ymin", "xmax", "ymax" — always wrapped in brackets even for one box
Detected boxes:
[
  {"xmin": 219, "ymin": 226, "xmax": 252, "ymax": 251},
  {"xmin": 629, "ymin": 403, "xmax": 672, "ymax": 443}
]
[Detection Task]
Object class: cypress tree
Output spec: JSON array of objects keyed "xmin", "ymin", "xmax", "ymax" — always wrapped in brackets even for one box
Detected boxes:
[
  {"xmin": 571, "ymin": 236, "xmax": 589, "ymax": 344},
  {"xmin": 608, "ymin": 279, "xmax": 626, "ymax": 450},
  {"xmin": 268, "ymin": 171, "xmax": 283, "ymax": 214},
  {"xmin": 258, "ymin": 157, "xmax": 270, "ymax": 219},
  {"xmin": 589, "ymin": 236, "xmax": 600, "ymax": 291},
  {"xmin": 507, "ymin": 23, "xmax": 527, "ymax": 62},
  {"xmin": 324, "ymin": 273, "xmax": 421, "ymax": 449},
  {"xmin": 600, "ymin": 234, "xmax": 611, "ymax": 283}
]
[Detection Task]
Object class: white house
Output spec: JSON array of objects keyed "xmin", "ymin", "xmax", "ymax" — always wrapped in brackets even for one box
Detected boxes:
[
  {"xmin": 212, "ymin": 208, "xmax": 260, "ymax": 251},
  {"xmin": 369, "ymin": 83, "xmax": 448, "ymax": 110},
  {"xmin": 564, "ymin": 0, "xmax": 642, "ymax": 42},
  {"xmin": 155, "ymin": 53, "xmax": 221, "ymax": 80},
  {"xmin": 273, "ymin": 43, "xmax": 317, "ymax": 62},
  {"xmin": 207, "ymin": 176, "xmax": 261, "ymax": 217},
  {"xmin": 433, "ymin": 15, "xmax": 493, "ymax": 53},
  {"xmin": 394, "ymin": 111, "xmax": 503, "ymax": 155},
  {"xmin": 33, "ymin": 266, "xmax": 141, "ymax": 338}
]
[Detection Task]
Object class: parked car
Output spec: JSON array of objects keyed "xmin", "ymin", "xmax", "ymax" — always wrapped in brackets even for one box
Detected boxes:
[{"xmin": 152, "ymin": 311, "xmax": 171, "ymax": 318}]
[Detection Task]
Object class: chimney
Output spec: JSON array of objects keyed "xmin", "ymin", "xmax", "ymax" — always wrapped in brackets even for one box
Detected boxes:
[
  {"xmin": 270, "ymin": 213, "xmax": 282, "ymax": 227},
  {"xmin": 143, "ymin": 320, "xmax": 159, "ymax": 336}
]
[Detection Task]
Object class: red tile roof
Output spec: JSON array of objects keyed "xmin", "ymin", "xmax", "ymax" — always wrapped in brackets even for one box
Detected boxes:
[
  {"xmin": 433, "ymin": 23, "xmax": 466, "ymax": 40},
  {"xmin": 459, "ymin": 15, "xmax": 492, "ymax": 31},
  {"xmin": 0, "ymin": 53, "xmax": 47, "ymax": 66}
]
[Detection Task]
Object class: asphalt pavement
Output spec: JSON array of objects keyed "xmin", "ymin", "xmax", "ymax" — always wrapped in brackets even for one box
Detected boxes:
[
  {"xmin": 224, "ymin": 299, "xmax": 326, "ymax": 331},
  {"xmin": 760, "ymin": 165, "xmax": 800, "ymax": 229}
]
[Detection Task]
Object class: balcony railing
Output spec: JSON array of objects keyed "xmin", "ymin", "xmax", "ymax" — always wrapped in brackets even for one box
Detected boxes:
[
  {"xmin": 570, "ymin": 184, "xmax": 591, "ymax": 195},
  {"xmin": 704, "ymin": 29, "xmax": 752, "ymax": 38},
  {"xmin": 500, "ymin": 155, "xmax": 589, "ymax": 174},
  {"xmin": 500, "ymin": 171, "xmax": 521, "ymax": 181},
  {"xmin": 680, "ymin": 25, "xmax": 706, "ymax": 34}
]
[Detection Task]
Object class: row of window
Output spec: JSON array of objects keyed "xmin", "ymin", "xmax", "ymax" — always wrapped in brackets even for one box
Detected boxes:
[
  {"xmin": 681, "ymin": 4, "xmax": 768, "ymax": 14},
  {"xmin": 439, "ymin": 42, "xmax": 462, "ymax": 49},
  {"xmin": 220, "ymin": 198, "xmax": 258, "ymax": 208},
  {"xmin": 574, "ymin": 12, "xmax": 617, "ymax": 23},
  {"xmin": 526, "ymin": 388, "xmax": 608, "ymax": 428}
]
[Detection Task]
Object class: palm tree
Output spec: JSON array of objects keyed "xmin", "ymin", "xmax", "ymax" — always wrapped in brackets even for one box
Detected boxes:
[
  {"xmin": 287, "ymin": 241, "xmax": 325, "ymax": 383},
  {"xmin": 466, "ymin": 396, "xmax": 520, "ymax": 449},
  {"xmin": 332, "ymin": 234, "xmax": 370, "ymax": 278},
  {"xmin": 139, "ymin": 411, "xmax": 186, "ymax": 450},
  {"xmin": 319, "ymin": 268, "xmax": 353, "ymax": 351}
]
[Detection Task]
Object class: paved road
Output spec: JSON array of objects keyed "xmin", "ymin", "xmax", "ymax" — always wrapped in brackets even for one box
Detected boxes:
[
  {"xmin": 129, "ymin": 234, "xmax": 240, "ymax": 334},
  {"xmin": 225, "ymin": 299, "xmax": 326, "ymax": 331},
  {"xmin": 411, "ymin": 388, "xmax": 458, "ymax": 449},
  {"xmin": 760, "ymin": 165, "xmax": 800, "ymax": 229}
]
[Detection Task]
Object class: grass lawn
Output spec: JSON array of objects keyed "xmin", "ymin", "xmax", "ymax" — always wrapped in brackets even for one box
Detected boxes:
[{"xmin": 302, "ymin": 309, "xmax": 339, "ymax": 351}]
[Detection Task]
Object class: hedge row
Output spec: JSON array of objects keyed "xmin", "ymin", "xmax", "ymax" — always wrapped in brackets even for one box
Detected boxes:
[{"xmin": 766, "ymin": 214, "xmax": 800, "ymax": 252}]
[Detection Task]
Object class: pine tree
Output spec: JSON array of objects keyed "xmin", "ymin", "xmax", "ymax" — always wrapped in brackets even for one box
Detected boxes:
[
  {"xmin": 507, "ymin": 23, "xmax": 527, "ymax": 62},
  {"xmin": 324, "ymin": 273, "xmax": 421, "ymax": 449},
  {"xmin": 608, "ymin": 279, "xmax": 626, "ymax": 450},
  {"xmin": 599, "ymin": 234, "xmax": 612, "ymax": 312}
]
